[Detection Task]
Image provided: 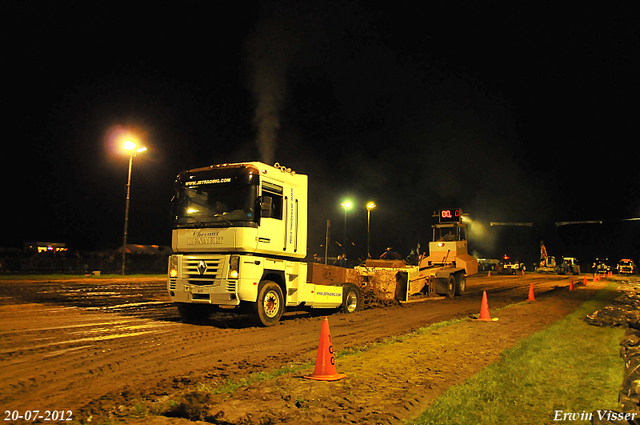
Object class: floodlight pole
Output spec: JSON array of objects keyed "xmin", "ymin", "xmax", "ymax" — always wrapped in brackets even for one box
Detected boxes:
[{"xmin": 121, "ymin": 153, "xmax": 134, "ymax": 275}]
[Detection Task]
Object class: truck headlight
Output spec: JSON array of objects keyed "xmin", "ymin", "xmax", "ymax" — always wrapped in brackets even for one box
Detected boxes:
[
  {"xmin": 229, "ymin": 255, "xmax": 239, "ymax": 279},
  {"xmin": 169, "ymin": 256, "xmax": 179, "ymax": 278}
]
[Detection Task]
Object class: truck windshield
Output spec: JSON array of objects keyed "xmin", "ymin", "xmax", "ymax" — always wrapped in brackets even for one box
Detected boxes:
[{"xmin": 172, "ymin": 182, "xmax": 258, "ymax": 228}]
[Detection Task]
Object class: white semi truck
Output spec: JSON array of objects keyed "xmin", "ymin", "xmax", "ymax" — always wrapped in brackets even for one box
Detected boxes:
[{"xmin": 167, "ymin": 161, "xmax": 362, "ymax": 326}]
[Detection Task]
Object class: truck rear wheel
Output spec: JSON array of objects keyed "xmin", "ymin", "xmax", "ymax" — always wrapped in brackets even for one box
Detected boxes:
[
  {"xmin": 455, "ymin": 274, "xmax": 466, "ymax": 296},
  {"xmin": 341, "ymin": 283, "xmax": 362, "ymax": 313},
  {"xmin": 254, "ymin": 281, "xmax": 284, "ymax": 327}
]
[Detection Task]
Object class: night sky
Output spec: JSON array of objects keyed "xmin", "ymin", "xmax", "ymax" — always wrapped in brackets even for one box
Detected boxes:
[{"xmin": 5, "ymin": 2, "xmax": 639, "ymax": 266}]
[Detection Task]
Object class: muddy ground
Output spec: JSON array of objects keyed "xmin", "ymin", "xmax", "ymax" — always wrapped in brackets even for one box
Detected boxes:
[{"xmin": 0, "ymin": 274, "xmax": 612, "ymax": 424}]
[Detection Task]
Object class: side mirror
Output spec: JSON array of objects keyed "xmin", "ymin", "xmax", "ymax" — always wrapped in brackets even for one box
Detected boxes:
[{"xmin": 261, "ymin": 196, "xmax": 273, "ymax": 218}]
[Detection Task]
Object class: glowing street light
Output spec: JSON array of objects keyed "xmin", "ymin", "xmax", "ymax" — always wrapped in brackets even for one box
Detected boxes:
[
  {"xmin": 121, "ymin": 139, "xmax": 147, "ymax": 275},
  {"xmin": 341, "ymin": 200, "xmax": 353, "ymax": 254},
  {"xmin": 366, "ymin": 202, "xmax": 376, "ymax": 258}
]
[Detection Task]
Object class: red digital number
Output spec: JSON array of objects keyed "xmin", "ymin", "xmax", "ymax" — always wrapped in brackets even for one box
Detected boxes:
[{"xmin": 442, "ymin": 210, "xmax": 452, "ymax": 218}]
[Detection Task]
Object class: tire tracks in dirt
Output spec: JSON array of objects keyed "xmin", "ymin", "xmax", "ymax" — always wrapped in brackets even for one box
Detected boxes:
[{"xmin": 0, "ymin": 274, "xmax": 584, "ymax": 423}]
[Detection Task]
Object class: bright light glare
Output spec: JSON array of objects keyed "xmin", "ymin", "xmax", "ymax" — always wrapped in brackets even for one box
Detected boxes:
[
  {"xmin": 366, "ymin": 202, "xmax": 376, "ymax": 210},
  {"xmin": 123, "ymin": 140, "xmax": 137, "ymax": 151},
  {"xmin": 187, "ymin": 208, "xmax": 199, "ymax": 214},
  {"xmin": 341, "ymin": 200, "xmax": 353, "ymax": 210},
  {"xmin": 136, "ymin": 147, "xmax": 147, "ymax": 153}
]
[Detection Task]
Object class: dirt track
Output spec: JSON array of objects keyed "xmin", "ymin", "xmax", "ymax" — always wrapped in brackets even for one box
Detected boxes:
[{"xmin": 0, "ymin": 274, "xmax": 607, "ymax": 423}]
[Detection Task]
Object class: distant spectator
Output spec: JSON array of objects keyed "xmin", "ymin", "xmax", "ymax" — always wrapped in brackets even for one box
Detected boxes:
[{"xmin": 333, "ymin": 253, "xmax": 347, "ymax": 267}]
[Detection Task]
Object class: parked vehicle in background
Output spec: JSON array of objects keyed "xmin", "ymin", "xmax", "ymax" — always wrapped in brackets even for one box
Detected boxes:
[
  {"xmin": 478, "ymin": 258, "xmax": 499, "ymax": 272},
  {"xmin": 592, "ymin": 258, "xmax": 611, "ymax": 276},
  {"xmin": 617, "ymin": 259, "xmax": 637, "ymax": 275},
  {"xmin": 496, "ymin": 255, "xmax": 525, "ymax": 275},
  {"xmin": 558, "ymin": 257, "xmax": 580, "ymax": 275},
  {"xmin": 537, "ymin": 241, "xmax": 558, "ymax": 273}
]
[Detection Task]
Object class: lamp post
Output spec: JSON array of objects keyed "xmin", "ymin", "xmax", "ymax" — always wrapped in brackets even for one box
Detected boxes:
[
  {"xmin": 121, "ymin": 140, "xmax": 147, "ymax": 275},
  {"xmin": 366, "ymin": 202, "xmax": 376, "ymax": 258},
  {"xmin": 340, "ymin": 200, "xmax": 352, "ymax": 254}
]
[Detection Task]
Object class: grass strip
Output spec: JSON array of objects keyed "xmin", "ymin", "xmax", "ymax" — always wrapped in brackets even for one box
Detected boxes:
[{"xmin": 409, "ymin": 282, "xmax": 625, "ymax": 425}]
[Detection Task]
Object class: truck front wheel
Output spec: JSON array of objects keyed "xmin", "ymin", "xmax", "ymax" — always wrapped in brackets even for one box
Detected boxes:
[
  {"xmin": 254, "ymin": 281, "xmax": 284, "ymax": 327},
  {"xmin": 341, "ymin": 283, "xmax": 362, "ymax": 313}
]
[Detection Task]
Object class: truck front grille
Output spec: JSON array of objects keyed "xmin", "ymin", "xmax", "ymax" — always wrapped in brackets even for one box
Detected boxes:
[{"xmin": 183, "ymin": 256, "xmax": 224, "ymax": 285}]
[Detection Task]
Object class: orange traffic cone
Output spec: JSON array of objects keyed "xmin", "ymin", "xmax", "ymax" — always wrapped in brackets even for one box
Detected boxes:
[
  {"xmin": 488, "ymin": 270, "xmax": 491, "ymax": 277},
  {"xmin": 584, "ymin": 276, "xmax": 587, "ymax": 286},
  {"xmin": 569, "ymin": 278, "xmax": 574, "ymax": 291},
  {"xmin": 528, "ymin": 283, "xmax": 535, "ymax": 301},
  {"xmin": 304, "ymin": 316, "xmax": 346, "ymax": 381},
  {"xmin": 477, "ymin": 291, "xmax": 492, "ymax": 321},
  {"xmin": 522, "ymin": 269, "xmax": 525, "ymax": 276}
]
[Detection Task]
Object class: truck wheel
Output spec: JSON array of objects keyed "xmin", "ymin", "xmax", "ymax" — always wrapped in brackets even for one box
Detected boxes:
[
  {"xmin": 445, "ymin": 275, "xmax": 455, "ymax": 299},
  {"xmin": 455, "ymin": 274, "xmax": 466, "ymax": 296},
  {"xmin": 177, "ymin": 303, "xmax": 211, "ymax": 322},
  {"xmin": 254, "ymin": 281, "xmax": 284, "ymax": 327},
  {"xmin": 341, "ymin": 283, "xmax": 362, "ymax": 313}
]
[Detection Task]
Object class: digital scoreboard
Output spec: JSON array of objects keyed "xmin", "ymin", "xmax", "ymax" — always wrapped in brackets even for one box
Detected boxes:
[{"xmin": 439, "ymin": 209, "xmax": 461, "ymax": 223}]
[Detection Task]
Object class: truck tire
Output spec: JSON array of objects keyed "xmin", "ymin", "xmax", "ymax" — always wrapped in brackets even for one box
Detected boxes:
[
  {"xmin": 455, "ymin": 273, "xmax": 466, "ymax": 296},
  {"xmin": 436, "ymin": 275, "xmax": 456, "ymax": 299},
  {"xmin": 341, "ymin": 283, "xmax": 362, "ymax": 313},
  {"xmin": 435, "ymin": 276, "xmax": 455, "ymax": 298},
  {"xmin": 254, "ymin": 281, "xmax": 284, "ymax": 327},
  {"xmin": 177, "ymin": 303, "xmax": 211, "ymax": 322}
]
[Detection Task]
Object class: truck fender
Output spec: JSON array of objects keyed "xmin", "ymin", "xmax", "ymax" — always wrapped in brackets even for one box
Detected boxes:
[{"xmin": 247, "ymin": 270, "xmax": 284, "ymax": 303}]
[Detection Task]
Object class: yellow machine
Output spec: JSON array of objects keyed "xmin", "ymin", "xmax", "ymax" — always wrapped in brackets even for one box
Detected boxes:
[
  {"xmin": 536, "ymin": 241, "xmax": 558, "ymax": 273},
  {"xmin": 357, "ymin": 209, "xmax": 477, "ymax": 300}
]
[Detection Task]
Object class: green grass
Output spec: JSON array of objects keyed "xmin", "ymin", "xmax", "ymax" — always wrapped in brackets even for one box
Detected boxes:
[
  {"xmin": 408, "ymin": 283, "xmax": 626, "ymax": 425},
  {"xmin": 197, "ymin": 363, "xmax": 311, "ymax": 395}
]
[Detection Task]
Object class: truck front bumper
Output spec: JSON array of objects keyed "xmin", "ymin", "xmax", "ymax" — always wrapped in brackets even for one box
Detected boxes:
[{"xmin": 168, "ymin": 278, "xmax": 240, "ymax": 306}]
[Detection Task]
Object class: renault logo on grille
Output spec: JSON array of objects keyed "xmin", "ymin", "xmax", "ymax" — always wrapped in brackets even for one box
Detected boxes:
[{"xmin": 196, "ymin": 260, "xmax": 208, "ymax": 275}]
